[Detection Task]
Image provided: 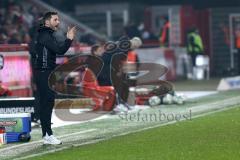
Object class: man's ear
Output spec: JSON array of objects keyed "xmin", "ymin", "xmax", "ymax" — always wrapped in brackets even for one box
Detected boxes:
[{"xmin": 45, "ymin": 20, "xmax": 50, "ymax": 26}]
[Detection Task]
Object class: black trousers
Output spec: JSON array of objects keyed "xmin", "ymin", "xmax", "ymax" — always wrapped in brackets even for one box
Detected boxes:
[
  {"xmin": 190, "ymin": 53, "xmax": 197, "ymax": 67},
  {"xmin": 31, "ymin": 67, "xmax": 40, "ymax": 122},
  {"xmin": 35, "ymin": 70, "xmax": 55, "ymax": 137}
]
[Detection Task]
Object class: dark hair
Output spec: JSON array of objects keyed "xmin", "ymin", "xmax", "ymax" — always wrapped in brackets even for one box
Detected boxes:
[{"xmin": 42, "ymin": 12, "xmax": 58, "ymax": 25}]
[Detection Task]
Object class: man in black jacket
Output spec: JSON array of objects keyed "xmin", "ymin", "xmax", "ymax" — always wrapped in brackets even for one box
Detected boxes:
[{"xmin": 34, "ymin": 12, "xmax": 76, "ymax": 145}]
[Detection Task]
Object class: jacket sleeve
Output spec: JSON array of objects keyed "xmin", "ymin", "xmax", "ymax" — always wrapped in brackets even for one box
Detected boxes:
[{"xmin": 40, "ymin": 33, "xmax": 72, "ymax": 55}]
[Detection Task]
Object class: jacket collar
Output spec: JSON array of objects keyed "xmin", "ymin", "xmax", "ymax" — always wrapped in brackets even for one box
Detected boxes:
[{"xmin": 38, "ymin": 26, "xmax": 54, "ymax": 33}]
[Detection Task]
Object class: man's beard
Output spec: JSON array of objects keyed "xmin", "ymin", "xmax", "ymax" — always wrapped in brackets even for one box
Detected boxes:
[
  {"xmin": 50, "ymin": 24, "xmax": 59, "ymax": 31},
  {"xmin": 53, "ymin": 25, "xmax": 59, "ymax": 31}
]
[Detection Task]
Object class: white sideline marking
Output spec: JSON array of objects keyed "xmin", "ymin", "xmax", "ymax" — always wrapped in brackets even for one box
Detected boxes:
[
  {"xmin": 0, "ymin": 129, "xmax": 96, "ymax": 153},
  {"xmin": 188, "ymin": 96, "xmax": 240, "ymax": 113},
  {"xmin": 13, "ymin": 138, "xmax": 104, "ymax": 160},
  {"xmin": 178, "ymin": 91, "xmax": 217, "ymax": 99},
  {"xmin": 14, "ymin": 146, "xmax": 72, "ymax": 160},
  {"xmin": 50, "ymin": 91, "xmax": 217, "ymax": 128},
  {"xmin": 58, "ymin": 129, "xmax": 97, "ymax": 139}
]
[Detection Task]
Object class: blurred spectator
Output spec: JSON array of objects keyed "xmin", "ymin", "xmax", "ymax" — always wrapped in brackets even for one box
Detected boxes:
[
  {"xmin": 187, "ymin": 27, "xmax": 204, "ymax": 67},
  {"xmin": 29, "ymin": 6, "xmax": 39, "ymax": 19},
  {"xmin": 159, "ymin": 16, "xmax": 170, "ymax": 47},
  {"xmin": 0, "ymin": 81, "xmax": 12, "ymax": 97},
  {"xmin": 124, "ymin": 22, "xmax": 141, "ymax": 39},
  {"xmin": 235, "ymin": 27, "xmax": 240, "ymax": 74},
  {"xmin": 0, "ymin": 0, "xmax": 42, "ymax": 44},
  {"xmin": 23, "ymin": 8, "xmax": 34, "ymax": 28},
  {"xmin": 220, "ymin": 23, "xmax": 230, "ymax": 46},
  {"xmin": 8, "ymin": 33, "xmax": 21, "ymax": 44},
  {"xmin": 141, "ymin": 29, "xmax": 150, "ymax": 40},
  {"xmin": 0, "ymin": 33, "xmax": 7, "ymax": 44}
]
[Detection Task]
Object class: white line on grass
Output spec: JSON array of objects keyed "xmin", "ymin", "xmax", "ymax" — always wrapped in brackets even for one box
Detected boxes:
[
  {"xmin": 13, "ymin": 138, "xmax": 105, "ymax": 160},
  {"xmin": 71, "ymin": 102, "xmax": 240, "ymax": 149},
  {"xmin": 0, "ymin": 129, "xmax": 96, "ymax": 153}
]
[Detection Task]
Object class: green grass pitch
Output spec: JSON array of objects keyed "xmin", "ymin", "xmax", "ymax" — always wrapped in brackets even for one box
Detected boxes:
[{"xmin": 29, "ymin": 105, "xmax": 240, "ymax": 160}]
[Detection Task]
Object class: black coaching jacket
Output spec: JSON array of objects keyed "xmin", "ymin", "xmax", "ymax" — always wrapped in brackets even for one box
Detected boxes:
[
  {"xmin": 34, "ymin": 26, "xmax": 72, "ymax": 70},
  {"xmin": 97, "ymin": 36, "xmax": 130, "ymax": 86}
]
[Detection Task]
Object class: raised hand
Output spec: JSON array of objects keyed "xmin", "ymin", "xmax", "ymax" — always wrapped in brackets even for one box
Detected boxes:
[{"xmin": 66, "ymin": 26, "xmax": 77, "ymax": 40}]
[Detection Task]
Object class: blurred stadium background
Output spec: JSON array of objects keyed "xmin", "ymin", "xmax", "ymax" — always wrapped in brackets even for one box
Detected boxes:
[{"xmin": 0, "ymin": 0, "xmax": 240, "ymax": 159}]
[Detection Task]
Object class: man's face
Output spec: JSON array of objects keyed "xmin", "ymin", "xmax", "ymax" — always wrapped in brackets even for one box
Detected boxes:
[
  {"xmin": 45, "ymin": 15, "xmax": 60, "ymax": 31},
  {"xmin": 95, "ymin": 46, "xmax": 104, "ymax": 56}
]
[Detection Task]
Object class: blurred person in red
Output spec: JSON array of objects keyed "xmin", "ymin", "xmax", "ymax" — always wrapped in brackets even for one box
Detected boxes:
[
  {"xmin": 235, "ymin": 27, "xmax": 240, "ymax": 74},
  {"xmin": 159, "ymin": 16, "xmax": 170, "ymax": 47},
  {"xmin": 0, "ymin": 81, "xmax": 12, "ymax": 97}
]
